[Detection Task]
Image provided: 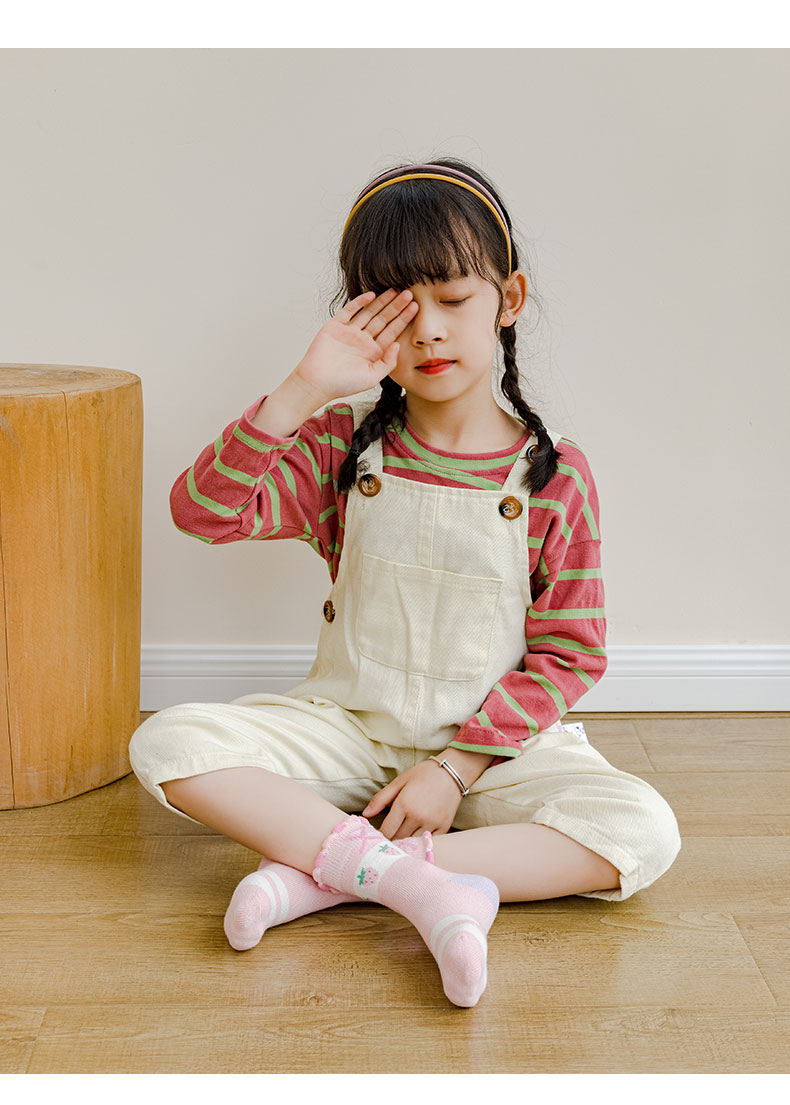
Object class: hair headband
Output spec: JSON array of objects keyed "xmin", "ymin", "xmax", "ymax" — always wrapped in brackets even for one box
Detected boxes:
[{"xmin": 343, "ymin": 162, "xmax": 512, "ymax": 277}]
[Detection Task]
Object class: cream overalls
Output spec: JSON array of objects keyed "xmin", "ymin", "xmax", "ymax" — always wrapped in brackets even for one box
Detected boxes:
[{"xmin": 129, "ymin": 398, "xmax": 681, "ymax": 901}]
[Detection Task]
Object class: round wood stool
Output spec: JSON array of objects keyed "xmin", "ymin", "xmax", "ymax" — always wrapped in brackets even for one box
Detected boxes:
[{"xmin": 0, "ymin": 365, "xmax": 143, "ymax": 808}]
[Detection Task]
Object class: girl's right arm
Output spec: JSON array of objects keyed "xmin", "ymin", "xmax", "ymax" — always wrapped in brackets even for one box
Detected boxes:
[
  {"xmin": 168, "ymin": 388, "xmax": 337, "ymax": 552},
  {"xmin": 246, "ymin": 371, "xmax": 335, "ymax": 438},
  {"xmin": 169, "ymin": 287, "xmax": 419, "ymax": 555}
]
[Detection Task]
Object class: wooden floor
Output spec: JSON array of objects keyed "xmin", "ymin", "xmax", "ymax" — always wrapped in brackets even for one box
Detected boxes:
[{"xmin": 2, "ymin": 711, "xmax": 789, "ymax": 1074}]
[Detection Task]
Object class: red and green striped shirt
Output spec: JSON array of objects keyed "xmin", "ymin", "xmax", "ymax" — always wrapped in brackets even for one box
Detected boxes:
[{"xmin": 170, "ymin": 394, "xmax": 607, "ymax": 764}]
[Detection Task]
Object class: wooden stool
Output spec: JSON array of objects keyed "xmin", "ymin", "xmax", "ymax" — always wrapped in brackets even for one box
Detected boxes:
[{"xmin": 0, "ymin": 365, "xmax": 143, "ymax": 808}]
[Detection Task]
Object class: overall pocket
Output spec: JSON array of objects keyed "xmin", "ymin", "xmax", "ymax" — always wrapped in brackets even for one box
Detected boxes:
[{"xmin": 355, "ymin": 552, "xmax": 503, "ymax": 681}]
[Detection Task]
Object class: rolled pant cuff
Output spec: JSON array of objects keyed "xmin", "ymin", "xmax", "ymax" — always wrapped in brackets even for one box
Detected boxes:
[{"xmin": 129, "ymin": 753, "xmax": 279, "ymax": 825}]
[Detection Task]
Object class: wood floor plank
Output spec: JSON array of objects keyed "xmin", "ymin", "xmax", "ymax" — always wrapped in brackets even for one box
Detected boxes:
[
  {"xmin": 1, "ymin": 907, "xmax": 770, "ymax": 1010},
  {"xmin": 26, "ymin": 1004, "xmax": 790, "ymax": 1073},
  {"xmin": 586, "ymin": 836, "xmax": 790, "ymax": 914},
  {"xmin": 645, "ymin": 772, "xmax": 790, "ymax": 836},
  {"xmin": 0, "ymin": 1008, "xmax": 46, "ymax": 1074},
  {"xmin": 632, "ymin": 716, "xmax": 790, "ymax": 772},
  {"xmin": 732, "ymin": 913, "xmax": 790, "ymax": 1007},
  {"xmin": 1, "ymin": 834, "xmax": 259, "ymax": 912},
  {"xmin": 2, "ymin": 908, "xmax": 442, "ymax": 1009},
  {"xmin": 0, "ymin": 777, "xmax": 119, "ymax": 835}
]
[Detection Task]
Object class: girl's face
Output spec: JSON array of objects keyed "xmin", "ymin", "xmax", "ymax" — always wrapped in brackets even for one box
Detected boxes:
[{"xmin": 386, "ymin": 269, "xmax": 528, "ymax": 412}]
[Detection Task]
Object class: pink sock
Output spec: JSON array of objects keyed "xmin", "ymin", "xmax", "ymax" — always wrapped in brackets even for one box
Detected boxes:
[
  {"xmin": 312, "ymin": 815, "xmax": 499, "ymax": 1008},
  {"xmin": 224, "ymin": 830, "xmax": 435, "ymax": 952}
]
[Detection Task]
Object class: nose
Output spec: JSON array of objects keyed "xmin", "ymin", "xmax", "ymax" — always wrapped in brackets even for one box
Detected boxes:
[{"xmin": 408, "ymin": 300, "xmax": 447, "ymax": 346}]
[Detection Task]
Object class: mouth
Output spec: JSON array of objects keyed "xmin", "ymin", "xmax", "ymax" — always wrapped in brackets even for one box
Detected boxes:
[{"xmin": 416, "ymin": 360, "xmax": 455, "ymax": 375}]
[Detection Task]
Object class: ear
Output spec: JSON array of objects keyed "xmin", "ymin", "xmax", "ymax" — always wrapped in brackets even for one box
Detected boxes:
[{"xmin": 499, "ymin": 270, "xmax": 528, "ymax": 327}]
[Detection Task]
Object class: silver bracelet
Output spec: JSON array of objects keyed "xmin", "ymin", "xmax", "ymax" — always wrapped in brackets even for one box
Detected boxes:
[{"xmin": 428, "ymin": 755, "xmax": 470, "ymax": 797}]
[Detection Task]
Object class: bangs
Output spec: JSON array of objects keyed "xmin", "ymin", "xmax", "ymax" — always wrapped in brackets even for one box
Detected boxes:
[{"xmin": 344, "ymin": 184, "xmax": 499, "ymax": 297}]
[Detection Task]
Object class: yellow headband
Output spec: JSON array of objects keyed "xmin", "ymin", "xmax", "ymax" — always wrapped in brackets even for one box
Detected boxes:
[{"xmin": 342, "ymin": 166, "xmax": 512, "ymax": 277}]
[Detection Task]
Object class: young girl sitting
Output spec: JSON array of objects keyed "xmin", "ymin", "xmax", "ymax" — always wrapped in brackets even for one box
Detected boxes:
[{"xmin": 129, "ymin": 157, "xmax": 681, "ymax": 1008}]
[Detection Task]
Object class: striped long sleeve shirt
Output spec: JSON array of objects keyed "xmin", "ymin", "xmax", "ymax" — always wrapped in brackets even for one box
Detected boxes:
[{"xmin": 170, "ymin": 394, "xmax": 607, "ymax": 765}]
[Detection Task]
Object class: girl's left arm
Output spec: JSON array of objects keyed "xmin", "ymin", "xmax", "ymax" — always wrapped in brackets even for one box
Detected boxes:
[{"xmin": 448, "ymin": 440, "xmax": 607, "ymax": 767}]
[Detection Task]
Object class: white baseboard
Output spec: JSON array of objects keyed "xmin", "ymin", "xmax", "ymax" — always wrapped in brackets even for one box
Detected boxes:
[{"xmin": 140, "ymin": 644, "xmax": 790, "ymax": 712}]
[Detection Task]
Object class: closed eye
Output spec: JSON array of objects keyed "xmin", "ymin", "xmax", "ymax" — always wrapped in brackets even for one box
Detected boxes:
[{"xmin": 443, "ymin": 299, "xmax": 468, "ymax": 307}]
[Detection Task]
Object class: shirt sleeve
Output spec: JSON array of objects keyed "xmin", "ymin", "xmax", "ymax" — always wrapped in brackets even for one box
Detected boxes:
[
  {"xmin": 447, "ymin": 440, "xmax": 608, "ymax": 767},
  {"xmin": 168, "ymin": 393, "xmax": 344, "ymax": 570}
]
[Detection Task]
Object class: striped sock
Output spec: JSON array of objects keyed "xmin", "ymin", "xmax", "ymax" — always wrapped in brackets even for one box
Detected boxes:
[
  {"xmin": 224, "ymin": 830, "xmax": 435, "ymax": 952},
  {"xmin": 312, "ymin": 815, "xmax": 499, "ymax": 1007}
]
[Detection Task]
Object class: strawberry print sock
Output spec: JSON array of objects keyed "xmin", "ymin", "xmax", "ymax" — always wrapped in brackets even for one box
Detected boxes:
[
  {"xmin": 224, "ymin": 830, "xmax": 435, "ymax": 952},
  {"xmin": 312, "ymin": 815, "xmax": 499, "ymax": 1008}
]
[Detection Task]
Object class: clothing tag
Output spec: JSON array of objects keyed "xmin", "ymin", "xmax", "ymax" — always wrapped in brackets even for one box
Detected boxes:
[{"xmin": 561, "ymin": 722, "xmax": 589, "ymax": 744}]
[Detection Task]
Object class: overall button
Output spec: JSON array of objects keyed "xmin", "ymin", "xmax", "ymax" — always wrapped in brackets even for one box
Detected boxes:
[
  {"xmin": 323, "ymin": 600, "xmax": 335, "ymax": 622},
  {"xmin": 498, "ymin": 495, "xmax": 523, "ymax": 519},
  {"xmin": 358, "ymin": 473, "xmax": 382, "ymax": 496}
]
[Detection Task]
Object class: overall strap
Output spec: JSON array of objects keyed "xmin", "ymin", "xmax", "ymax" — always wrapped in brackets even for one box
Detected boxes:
[{"xmin": 500, "ymin": 427, "xmax": 542, "ymax": 493}]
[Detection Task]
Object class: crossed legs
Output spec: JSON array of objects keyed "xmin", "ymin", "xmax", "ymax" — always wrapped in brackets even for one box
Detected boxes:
[{"xmin": 160, "ymin": 766, "xmax": 620, "ymax": 902}]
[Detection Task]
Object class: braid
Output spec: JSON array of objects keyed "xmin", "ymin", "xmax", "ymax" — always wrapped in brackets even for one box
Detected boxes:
[
  {"xmin": 499, "ymin": 324, "xmax": 560, "ymax": 495},
  {"xmin": 336, "ymin": 376, "xmax": 407, "ymax": 495}
]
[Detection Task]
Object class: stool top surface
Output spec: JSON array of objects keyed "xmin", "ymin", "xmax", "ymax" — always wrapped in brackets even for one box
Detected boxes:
[{"xmin": 0, "ymin": 365, "xmax": 139, "ymax": 396}]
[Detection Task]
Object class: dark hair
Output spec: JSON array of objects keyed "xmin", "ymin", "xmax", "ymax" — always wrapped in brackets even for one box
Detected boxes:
[{"xmin": 331, "ymin": 155, "xmax": 560, "ymax": 496}]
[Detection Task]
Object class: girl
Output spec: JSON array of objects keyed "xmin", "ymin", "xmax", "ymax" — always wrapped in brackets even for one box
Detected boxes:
[{"xmin": 129, "ymin": 157, "xmax": 681, "ymax": 1008}]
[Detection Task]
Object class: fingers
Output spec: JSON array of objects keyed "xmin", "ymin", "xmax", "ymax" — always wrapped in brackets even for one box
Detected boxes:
[
  {"xmin": 374, "ymin": 299, "xmax": 418, "ymax": 351},
  {"xmin": 341, "ymin": 288, "xmax": 417, "ymax": 344},
  {"xmin": 380, "ymin": 803, "xmax": 431, "ymax": 841},
  {"xmin": 361, "ymin": 794, "xmax": 381, "ymax": 817},
  {"xmin": 370, "ymin": 291, "xmax": 417, "ymax": 341},
  {"xmin": 362, "ymin": 780, "xmax": 398, "ymax": 818},
  {"xmin": 334, "ymin": 289, "xmax": 377, "ymax": 325},
  {"xmin": 379, "ymin": 808, "xmax": 405, "ymax": 840}
]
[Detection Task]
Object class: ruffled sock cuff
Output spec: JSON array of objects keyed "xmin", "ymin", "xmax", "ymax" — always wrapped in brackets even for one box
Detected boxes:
[
  {"xmin": 311, "ymin": 817, "xmax": 353, "ymax": 892},
  {"xmin": 311, "ymin": 814, "xmax": 410, "ymax": 894}
]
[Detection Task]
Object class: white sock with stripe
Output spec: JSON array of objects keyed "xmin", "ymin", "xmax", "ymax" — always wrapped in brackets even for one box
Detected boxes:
[{"xmin": 312, "ymin": 815, "xmax": 499, "ymax": 1007}]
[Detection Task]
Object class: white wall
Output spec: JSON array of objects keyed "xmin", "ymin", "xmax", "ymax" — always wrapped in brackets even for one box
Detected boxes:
[{"xmin": 2, "ymin": 50, "xmax": 787, "ymax": 696}]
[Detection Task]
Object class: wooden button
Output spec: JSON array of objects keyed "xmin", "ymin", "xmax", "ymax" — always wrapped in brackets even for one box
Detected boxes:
[
  {"xmin": 498, "ymin": 495, "xmax": 523, "ymax": 519},
  {"xmin": 323, "ymin": 600, "xmax": 335, "ymax": 622},
  {"xmin": 358, "ymin": 473, "xmax": 382, "ymax": 496}
]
